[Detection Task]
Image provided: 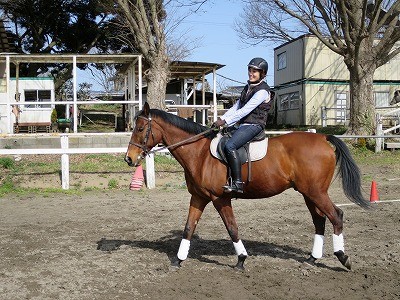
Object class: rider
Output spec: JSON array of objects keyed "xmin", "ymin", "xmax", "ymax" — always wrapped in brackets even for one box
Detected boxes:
[{"xmin": 212, "ymin": 57, "xmax": 271, "ymax": 193}]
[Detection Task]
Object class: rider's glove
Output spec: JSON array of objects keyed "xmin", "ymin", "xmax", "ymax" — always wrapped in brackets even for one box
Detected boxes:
[{"xmin": 211, "ymin": 118, "xmax": 226, "ymax": 129}]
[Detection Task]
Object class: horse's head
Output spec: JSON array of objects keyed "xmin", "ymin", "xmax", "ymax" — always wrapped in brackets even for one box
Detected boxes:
[
  {"xmin": 125, "ymin": 102, "xmax": 161, "ymax": 167},
  {"xmin": 390, "ymin": 90, "xmax": 400, "ymax": 105}
]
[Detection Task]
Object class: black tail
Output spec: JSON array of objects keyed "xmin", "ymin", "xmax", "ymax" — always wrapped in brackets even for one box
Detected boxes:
[{"xmin": 327, "ymin": 135, "xmax": 370, "ymax": 209}]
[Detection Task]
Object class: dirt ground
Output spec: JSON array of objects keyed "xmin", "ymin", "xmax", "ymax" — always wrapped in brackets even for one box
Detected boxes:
[{"xmin": 1, "ymin": 162, "xmax": 400, "ymax": 299}]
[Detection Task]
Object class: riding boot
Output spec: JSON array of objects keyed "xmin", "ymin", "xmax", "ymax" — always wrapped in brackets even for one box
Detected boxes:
[{"xmin": 223, "ymin": 149, "xmax": 243, "ymax": 193}]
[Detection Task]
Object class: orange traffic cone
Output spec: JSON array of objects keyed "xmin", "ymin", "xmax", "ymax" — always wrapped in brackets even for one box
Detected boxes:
[
  {"xmin": 369, "ymin": 180, "xmax": 379, "ymax": 203},
  {"xmin": 129, "ymin": 165, "xmax": 144, "ymax": 191}
]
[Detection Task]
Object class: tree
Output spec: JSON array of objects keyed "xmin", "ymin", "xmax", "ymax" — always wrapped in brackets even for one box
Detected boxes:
[
  {"xmin": 1, "ymin": 0, "xmax": 203, "ymax": 110},
  {"xmin": 0, "ymin": 0, "xmax": 110, "ymax": 89},
  {"xmin": 236, "ymin": 0, "xmax": 400, "ymax": 135},
  {"xmin": 105, "ymin": 0, "xmax": 203, "ymax": 110},
  {"xmin": 107, "ymin": 0, "xmax": 169, "ymax": 110}
]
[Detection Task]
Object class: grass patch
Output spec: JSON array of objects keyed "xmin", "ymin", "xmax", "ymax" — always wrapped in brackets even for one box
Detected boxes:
[
  {"xmin": 0, "ymin": 177, "xmax": 15, "ymax": 195},
  {"xmin": 348, "ymin": 144, "xmax": 400, "ymax": 165},
  {"xmin": 0, "ymin": 175, "xmax": 81, "ymax": 197},
  {"xmin": 108, "ymin": 178, "xmax": 119, "ymax": 189},
  {"xmin": 0, "ymin": 157, "xmax": 15, "ymax": 169}
]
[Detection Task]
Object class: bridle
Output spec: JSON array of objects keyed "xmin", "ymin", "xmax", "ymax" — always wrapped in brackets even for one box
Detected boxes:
[
  {"xmin": 128, "ymin": 114, "xmax": 155, "ymax": 163},
  {"xmin": 127, "ymin": 113, "xmax": 215, "ymax": 165}
]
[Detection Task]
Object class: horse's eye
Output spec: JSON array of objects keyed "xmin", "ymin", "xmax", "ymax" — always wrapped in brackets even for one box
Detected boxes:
[{"xmin": 137, "ymin": 127, "xmax": 144, "ymax": 132}]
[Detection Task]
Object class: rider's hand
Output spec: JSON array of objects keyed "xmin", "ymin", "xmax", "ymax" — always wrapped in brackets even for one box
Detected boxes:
[{"xmin": 211, "ymin": 118, "xmax": 226, "ymax": 129}]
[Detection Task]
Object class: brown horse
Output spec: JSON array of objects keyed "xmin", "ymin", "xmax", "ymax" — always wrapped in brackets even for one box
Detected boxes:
[{"xmin": 125, "ymin": 102, "xmax": 369, "ymax": 270}]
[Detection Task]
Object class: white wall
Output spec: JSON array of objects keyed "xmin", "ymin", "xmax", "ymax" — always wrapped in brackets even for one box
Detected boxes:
[{"xmin": 0, "ymin": 77, "xmax": 55, "ymax": 133}]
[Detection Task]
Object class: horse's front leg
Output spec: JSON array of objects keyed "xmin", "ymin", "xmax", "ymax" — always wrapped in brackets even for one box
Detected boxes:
[
  {"xmin": 172, "ymin": 194, "xmax": 209, "ymax": 268},
  {"xmin": 213, "ymin": 197, "xmax": 248, "ymax": 270}
]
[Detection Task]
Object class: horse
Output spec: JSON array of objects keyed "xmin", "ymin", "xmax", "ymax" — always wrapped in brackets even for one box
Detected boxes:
[
  {"xmin": 125, "ymin": 102, "xmax": 370, "ymax": 270},
  {"xmin": 390, "ymin": 90, "xmax": 400, "ymax": 105}
]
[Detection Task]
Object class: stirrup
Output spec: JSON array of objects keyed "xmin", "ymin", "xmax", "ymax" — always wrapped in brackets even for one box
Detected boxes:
[{"xmin": 223, "ymin": 181, "xmax": 243, "ymax": 193}]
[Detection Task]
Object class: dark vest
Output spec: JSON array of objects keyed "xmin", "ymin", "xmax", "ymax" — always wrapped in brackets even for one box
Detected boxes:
[{"xmin": 238, "ymin": 81, "xmax": 271, "ymax": 126}]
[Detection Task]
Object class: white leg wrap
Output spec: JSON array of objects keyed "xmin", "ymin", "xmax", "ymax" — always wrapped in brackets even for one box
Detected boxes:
[
  {"xmin": 332, "ymin": 233, "xmax": 344, "ymax": 253},
  {"xmin": 177, "ymin": 239, "xmax": 190, "ymax": 261},
  {"xmin": 311, "ymin": 234, "xmax": 325, "ymax": 259},
  {"xmin": 233, "ymin": 240, "xmax": 248, "ymax": 256}
]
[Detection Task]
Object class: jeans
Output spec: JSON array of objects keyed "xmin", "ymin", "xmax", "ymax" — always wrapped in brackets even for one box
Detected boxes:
[{"xmin": 224, "ymin": 124, "xmax": 263, "ymax": 153}]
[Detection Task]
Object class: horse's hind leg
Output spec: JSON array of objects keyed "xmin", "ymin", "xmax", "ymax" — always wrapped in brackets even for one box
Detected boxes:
[
  {"xmin": 304, "ymin": 193, "xmax": 351, "ymax": 270},
  {"xmin": 213, "ymin": 197, "xmax": 247, "ymax": 270},
  {"xmin": 330, "ymin": 205, "xmax": 351, "ymax": 270},
  {"xmin": 173, "ymin": 195, "xmax": 209, "ymax": 268},
  {"xmin": 303, "ymin": 196, "xmax": 326, "ymax": 265}
]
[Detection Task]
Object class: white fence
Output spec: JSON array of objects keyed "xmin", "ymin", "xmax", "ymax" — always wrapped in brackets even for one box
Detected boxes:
[
  {"xmin": 321, "ymin": 106, "xmax": 349, "ymax": 127},
  {"xmin": 1, "ymin": 130, "xmax": 399, "ymax": 190},
  {"xmin": 375, "ymin": 106, "xmax": 400, "ymax": 152},
  {"xmin": 0, "ymin": 133, "xmax": 149, "ymax": 190}
]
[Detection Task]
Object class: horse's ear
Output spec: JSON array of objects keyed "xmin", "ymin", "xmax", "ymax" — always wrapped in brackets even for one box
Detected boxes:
[{"xmin": 143, "ymin": 102, "xmax": 150, "ymax": 116}]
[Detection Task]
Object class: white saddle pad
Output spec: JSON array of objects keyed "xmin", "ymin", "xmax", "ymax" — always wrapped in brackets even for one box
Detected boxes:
[{"xmin": 210, "ymin": 133, "xmax": 268, "ymax": 162}]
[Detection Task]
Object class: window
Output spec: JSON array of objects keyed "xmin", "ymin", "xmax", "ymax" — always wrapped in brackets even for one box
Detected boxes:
[
  {"xmin": 336, "ymin": 92, "xmax": 347, "ymax": 123},
  {"xmin": 280, "ymin": 94, "xmax": 289, "ymax": 110},
  {"xmin": 289, "ymin": 92, "xmax": 300, "ymax": 109},
  {"xmin": 374, "ymin": 91, "xmax": 389, "ymax": 107},
  {"xmin": 277, "ymin": 52, "xmax": 287, "ymax": 70},
  {"xmin": 24, "ymin": 90, "xmax": 52, "ymax": 109},
  {"xmin": 279, "ymin": 92, "xmax": 300, "ymax": 110}
]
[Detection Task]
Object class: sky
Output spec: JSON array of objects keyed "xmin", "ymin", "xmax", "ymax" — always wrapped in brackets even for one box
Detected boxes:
[
  {"xmin": 169, "ymin": 0, "xmax": 275, "ymax": 89},
  {"xmin": 78, "ymin": 0, "xmax": 276, "ymax": 91}
]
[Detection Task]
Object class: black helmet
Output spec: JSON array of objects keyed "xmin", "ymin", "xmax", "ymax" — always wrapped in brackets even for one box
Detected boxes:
[{"xmin": 247, "ymin": 57, "xmax": 268, "ymax": 76}]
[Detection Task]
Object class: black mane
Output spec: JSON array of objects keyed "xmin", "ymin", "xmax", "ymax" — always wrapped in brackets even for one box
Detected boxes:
[{"xmin": 149, "ymin": 109, "xmax": 215, "ymax": 139}]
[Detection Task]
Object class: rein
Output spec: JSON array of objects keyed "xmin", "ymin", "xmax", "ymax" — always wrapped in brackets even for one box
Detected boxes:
[
  {"xmin": 148, "ymin": 128, "xmax": 214, "ymax": 154},
  {"xmin": 128, "ymin": 114, "xmax": 215, "ymax": 160}
]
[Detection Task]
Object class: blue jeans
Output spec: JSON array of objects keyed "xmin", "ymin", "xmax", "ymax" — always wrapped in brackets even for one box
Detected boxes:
[{"xmin": 224, "ymin": 124, "xmax": 263, "ymax": 153}]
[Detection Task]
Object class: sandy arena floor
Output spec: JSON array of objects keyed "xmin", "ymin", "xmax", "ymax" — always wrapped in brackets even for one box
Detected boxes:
[{"xmin": 1, "ymin": 170, "xmax": 399, "ymax": 300}]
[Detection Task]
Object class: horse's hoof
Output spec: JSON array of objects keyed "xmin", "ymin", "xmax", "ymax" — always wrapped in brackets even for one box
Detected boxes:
[
  {"xmin": 234, "ymin": 254, "xmax": 247, "ymax": 271},
  {"xmin": 334, "ymin": 250, "xmax": 352, "ymax": 270},
  {"xmin": 170, "ymin": 258, "xmax": 182, "ymax": 269},
  {"xmin": 303, "ymin": 255, "xmax": 317, "ymax": 267}
]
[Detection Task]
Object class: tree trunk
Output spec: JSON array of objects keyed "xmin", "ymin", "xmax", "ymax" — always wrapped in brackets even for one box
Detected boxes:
[
  {"xmin": 348, "ymin": 68, "xmax": 376, "ymax": 135},
  {"xmin": 346, "ymin": 36, "xmax": 377, "ymax": 136},
  {"xmin": 144, "ymin": 53, "xmax": 169, "ymax": 110}
]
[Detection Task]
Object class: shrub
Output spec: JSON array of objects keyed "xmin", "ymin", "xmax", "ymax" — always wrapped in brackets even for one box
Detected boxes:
[{"xmin": 51, "ymin": 109, "xmax": 58, "ymax": 123}]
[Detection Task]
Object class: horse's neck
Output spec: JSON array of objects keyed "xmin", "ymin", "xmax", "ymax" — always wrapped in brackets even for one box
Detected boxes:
[{"xmin": 159, "ymin": 123, "xmax": 208, "ymax": 169}]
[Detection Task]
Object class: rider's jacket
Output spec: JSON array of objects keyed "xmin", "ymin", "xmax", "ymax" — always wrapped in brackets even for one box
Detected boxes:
[{"xmin": 238, "ymin": 81, "xmax": 271, "ymax": 126}]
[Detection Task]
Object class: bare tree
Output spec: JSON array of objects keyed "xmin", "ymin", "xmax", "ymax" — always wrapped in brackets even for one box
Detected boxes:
[
  {"xmin": 107, "ymin": 0, "xmax": 203, "ymax": 110},
  {"xmin": 236, "ymin": 0, "xmax": 400, "ymax": 135},
  {"xmin": 108, "ymin": 0, "xmax": 169, "ymax": 110}
]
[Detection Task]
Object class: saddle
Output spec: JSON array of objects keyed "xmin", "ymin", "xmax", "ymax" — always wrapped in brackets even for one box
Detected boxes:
[{"xmin": 210, "ymin": 127, "xmax": 268, "ymax": 182}]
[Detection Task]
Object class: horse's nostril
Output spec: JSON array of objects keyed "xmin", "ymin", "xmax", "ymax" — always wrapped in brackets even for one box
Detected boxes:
[{"xmin": 124, "ymin": 156, "xmax": 132, "ymax": 165}]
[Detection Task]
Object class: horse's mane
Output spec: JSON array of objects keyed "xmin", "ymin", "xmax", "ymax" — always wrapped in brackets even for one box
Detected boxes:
[{"xmin": 149, "ymin": 109, "xmax": 215, "ymax": 139}]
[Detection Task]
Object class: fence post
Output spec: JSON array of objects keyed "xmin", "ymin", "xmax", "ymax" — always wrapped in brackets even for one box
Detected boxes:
[
  {"xmin": 61, "ymin": 135, "xmax": 70, "ymax": 189},
  {"xmin": 375, "ymin": 113, "xmax": 383, "ymax": 153},
  {"xmin": 145, "ymin": 153, "xmax": 155, "ymax": 189},
  {"xmin": 321, "ymin": 106, "xmax": 327, "ymax": 127}
]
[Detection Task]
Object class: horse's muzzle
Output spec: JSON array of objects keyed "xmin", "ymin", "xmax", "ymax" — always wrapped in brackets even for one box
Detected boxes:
[
  {"xmin": 125, "ymin": 155, "xmax": 141, "ymax": 167},
  {"xmin": 124, "ymin": 155, "xmax": 134, "ymax": 167}
]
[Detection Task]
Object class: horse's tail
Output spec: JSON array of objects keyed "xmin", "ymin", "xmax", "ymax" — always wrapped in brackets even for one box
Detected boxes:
[{"xmin": 326, "ymin": 135, "xmax": 370, "ymax": 209}]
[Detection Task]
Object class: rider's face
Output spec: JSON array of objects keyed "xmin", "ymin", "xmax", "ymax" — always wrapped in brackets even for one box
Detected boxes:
[{"xmin": 248, "ymin": 67, "xmax": 261, "ymax": 83}]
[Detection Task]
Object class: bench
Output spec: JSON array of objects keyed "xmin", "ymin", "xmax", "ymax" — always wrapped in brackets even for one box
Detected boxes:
[
  {"xmin": 14, "ymin": 122, "xmax": 52, "ymax": 133},
  {"xmin": 385, "ymin": 142, "xmax": 400, "ymax": 151}
]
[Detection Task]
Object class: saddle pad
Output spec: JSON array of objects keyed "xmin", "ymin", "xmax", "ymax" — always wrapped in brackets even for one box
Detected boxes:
[{"xmin": 210, "ymin": 133, "xmax": 268, "ymax": 162}]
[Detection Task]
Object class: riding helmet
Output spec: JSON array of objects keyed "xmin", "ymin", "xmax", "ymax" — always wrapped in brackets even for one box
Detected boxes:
[{"xmin": 248, "ymin": 57, "xmax": 268, "ymax": 75}]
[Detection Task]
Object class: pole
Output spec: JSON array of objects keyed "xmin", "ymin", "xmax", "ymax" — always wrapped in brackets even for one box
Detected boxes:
[{"xmin": 61, "ymin": 135, "xmax": 70, "ymax": 189}]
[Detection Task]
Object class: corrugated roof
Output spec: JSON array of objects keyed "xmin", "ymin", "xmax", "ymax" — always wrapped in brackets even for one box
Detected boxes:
[{"xmin": 0, "ymin": 21, "xmax": 16, "ymax": 53}]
